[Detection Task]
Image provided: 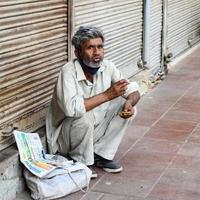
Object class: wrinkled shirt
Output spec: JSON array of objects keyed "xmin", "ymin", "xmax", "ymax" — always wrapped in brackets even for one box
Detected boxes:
[{"xmin": 46, "ymin": 59, "xmax": 139, "ymax": 153}]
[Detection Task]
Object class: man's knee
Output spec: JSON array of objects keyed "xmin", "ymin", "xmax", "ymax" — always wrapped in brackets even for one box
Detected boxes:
[{"xmin": 72, "ymin": 114, "xmax": 93, "ymax": 129}]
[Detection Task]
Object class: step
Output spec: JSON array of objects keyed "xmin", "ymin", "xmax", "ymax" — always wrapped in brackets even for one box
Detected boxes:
[
  {"xmin": 16, "ymin": 189, "xmax": 31, "ymax": 200},
  {"xmin": 0, "ymin": 128, "xmax": 46, "ymax": 200},
  {"xmin": 0, "ymin": 145, "xmax": 25, "ymax": 200}
]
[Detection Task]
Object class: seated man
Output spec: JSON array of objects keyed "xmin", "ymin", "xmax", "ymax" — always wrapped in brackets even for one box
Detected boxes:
[{"xmin": 46, "ymin": 26, "xmax": 140, "ymax": 178}]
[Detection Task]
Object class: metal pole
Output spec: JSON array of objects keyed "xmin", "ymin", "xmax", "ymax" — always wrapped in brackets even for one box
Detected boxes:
[
  {"xmin": 160, "ymin": 0, "xmax": 168, "ymax": 76},
  {"xmin": 143, "ymin": 0, "xmax": 152, "ymax": 69}
]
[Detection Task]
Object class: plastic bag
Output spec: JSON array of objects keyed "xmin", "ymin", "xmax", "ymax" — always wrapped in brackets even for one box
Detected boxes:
[{"xmin": 24, "ymin": 155, "xmax": 92, "ymax": 200}]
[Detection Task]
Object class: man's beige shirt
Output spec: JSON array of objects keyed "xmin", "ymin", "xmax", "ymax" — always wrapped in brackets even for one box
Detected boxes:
[{"xmin": 46, "ymin": 59, "xmax": 139, "ymax": 153}]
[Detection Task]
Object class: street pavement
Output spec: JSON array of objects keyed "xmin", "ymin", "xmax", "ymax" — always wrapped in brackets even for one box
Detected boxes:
[{"xmin": 17, "ymin": 46, "xmax": 200, "ymax": 200}]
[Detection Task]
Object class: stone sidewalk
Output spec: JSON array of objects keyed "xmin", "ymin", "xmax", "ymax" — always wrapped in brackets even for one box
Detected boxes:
[{"xmin": 17, "ymin": 46, "xmax": 200, "ymax": 200}]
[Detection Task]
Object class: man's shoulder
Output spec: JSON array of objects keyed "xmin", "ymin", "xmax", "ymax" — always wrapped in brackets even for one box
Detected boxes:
[
  {"xmin": 61, "ymin": 60, "xmax": 76, "ymax": 74},
  {"xmin": 101, "ymin": 59, "xmax": 116, "ymax": 72},
  {"xmin": 62, "ymin": 60, "xmax": 75, "ymax": 69}
]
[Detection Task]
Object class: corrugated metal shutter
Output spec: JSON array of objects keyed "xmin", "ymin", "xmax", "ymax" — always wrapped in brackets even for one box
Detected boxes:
[
  {"xmin": 167, "ymin": 0, "xmax": 200, "ymax": 59},
  {"xmin": 0, "ymin": 0, "xmax": 68, "ymax": 150},
  {"xmin": 149, "ymin": 0, "xmax": 163, "ymax": 71},
  {"xmin": 73, "ymin": 0, "xmax": 143, "ymax": 78}
]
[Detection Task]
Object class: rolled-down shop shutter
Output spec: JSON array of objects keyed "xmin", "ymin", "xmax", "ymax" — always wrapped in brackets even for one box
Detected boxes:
[
  {"xmin": 73, "ymin": 0, "xmax": 143, "ymax": 78},
  {"xmin": 149, "ymin": 0, "xmax": 163, "ymax": 72},
  {"xmin": 0, "ymin": 0, "xmax": 68, "ymax": 151},
  {"xmin": 167, "ymin": 0, "xmax": 200, "ymax": 59}
]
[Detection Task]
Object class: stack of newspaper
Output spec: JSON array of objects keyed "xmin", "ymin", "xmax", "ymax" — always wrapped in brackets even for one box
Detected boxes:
[{"xmin": 14, "ymin": 130, "xmax": 73, "ymax": 178}]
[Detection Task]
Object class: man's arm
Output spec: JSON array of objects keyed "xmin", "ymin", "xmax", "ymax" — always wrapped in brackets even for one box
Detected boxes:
[
  {"xmin": 120, "ymin": 90, "xmax": 140, "ymax": 118},
  {"xmin": 84, "ymin": 79, "xmax": 129, "ymax": 112},
  {"xmin": 125, "ymin": 90, "xmax": 140, "ymax": 107}
]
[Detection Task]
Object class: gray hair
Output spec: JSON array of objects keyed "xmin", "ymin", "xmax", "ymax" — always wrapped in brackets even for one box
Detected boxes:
[{"xmin": 72, "ymin": 26, "xmax": 105, "ymax": 50}]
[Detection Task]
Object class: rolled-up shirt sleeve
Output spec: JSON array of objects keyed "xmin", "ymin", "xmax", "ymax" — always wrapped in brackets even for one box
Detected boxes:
[
  {"xmin": 56, "ymin": 67, "xmax": 86, "ymax": 117},
  {"xmin": 122, "ymin": 81, "xmax": 139, "ymax": 98}
]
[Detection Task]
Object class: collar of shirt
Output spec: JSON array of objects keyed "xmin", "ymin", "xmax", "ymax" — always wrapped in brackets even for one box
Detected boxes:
[{"xmin": 74, "ymin": 59, "xmax": 105, "ymax": 82}]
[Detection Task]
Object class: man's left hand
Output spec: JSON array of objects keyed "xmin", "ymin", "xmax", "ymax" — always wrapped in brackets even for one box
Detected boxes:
[{"xmin": 119, "ymin": 100, "xmax": 134, "ymax": 119}]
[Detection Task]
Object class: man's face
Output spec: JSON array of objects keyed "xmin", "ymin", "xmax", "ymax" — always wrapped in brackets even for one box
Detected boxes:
[{"xmin": 79, "ymin": 37, "xmax": 104, "ymax": 68}]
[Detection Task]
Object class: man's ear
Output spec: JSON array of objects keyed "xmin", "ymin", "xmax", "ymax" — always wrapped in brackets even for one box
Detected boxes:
[{"xmin": 74, "ymin": 49, "xmax": 80, "ymax": 58}]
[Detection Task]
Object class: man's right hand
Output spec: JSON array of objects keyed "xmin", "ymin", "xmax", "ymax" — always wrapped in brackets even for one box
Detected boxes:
[
  {"xmin": 84, "ymin": 79, "xmax": 128, "ymax": 112},
  {"xmin": 104, "ymin": 79, "xmax": 129, "ymax": 100}
]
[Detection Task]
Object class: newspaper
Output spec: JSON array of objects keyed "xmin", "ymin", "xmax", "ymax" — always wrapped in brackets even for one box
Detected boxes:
[
  {"xmin": 14, "ymin": 130, "xmax": 73, "ymax": 178},
  {"xmin": 14, "ymin": 131, "xmax": 92, "ymax": 199}
]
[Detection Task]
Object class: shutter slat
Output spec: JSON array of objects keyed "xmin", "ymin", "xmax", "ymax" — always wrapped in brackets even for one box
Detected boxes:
[
  {"xmin": 0, "ymin": 0, "xmax": 68, "ymax": 150},
  {"xmin": 167, "ymin": 0, "xmax": 200, "ymax": 58},
  {"xmin": 74, "ymin": 0, "xmax": 143, "ymax": 77}
]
